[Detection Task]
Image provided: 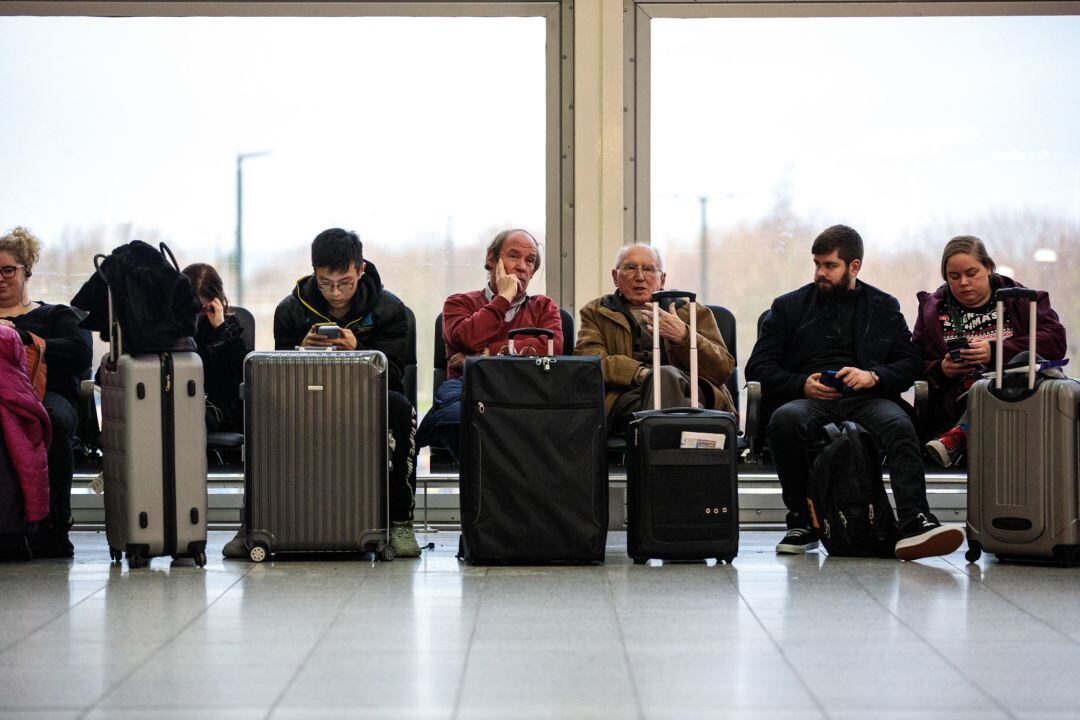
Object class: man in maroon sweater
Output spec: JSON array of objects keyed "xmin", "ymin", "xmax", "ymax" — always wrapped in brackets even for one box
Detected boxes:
[{"xmin": 417, "ymin": 228, "xmax": 562, "ymax": 459}]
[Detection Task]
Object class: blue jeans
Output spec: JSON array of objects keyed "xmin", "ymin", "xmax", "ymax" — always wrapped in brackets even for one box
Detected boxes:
[{"xmin": 416, "ymin": 379, "xmax": 463, "ymax": 462}]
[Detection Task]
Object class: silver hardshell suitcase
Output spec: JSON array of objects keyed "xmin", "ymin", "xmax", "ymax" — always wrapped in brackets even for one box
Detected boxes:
[
  {"xmin": 242, "ymin": 350, "xmax": 392, "ymax": 562},
  {"xmin": 102, "ymin": 352, "xmax": 208, "ymax": 568},
  {"xmin": 965, "ymin": 287, "xmax": 1080, "ymax": 566},
  {"xmin": 95, "ymin": 248, "xmax": 208, "ymax": 569}
]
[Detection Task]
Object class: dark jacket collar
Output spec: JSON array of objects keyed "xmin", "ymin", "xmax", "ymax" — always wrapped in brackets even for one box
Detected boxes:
[{"xmin": 293, "ymin": 260, "xmax": 385, "ymax": 325}]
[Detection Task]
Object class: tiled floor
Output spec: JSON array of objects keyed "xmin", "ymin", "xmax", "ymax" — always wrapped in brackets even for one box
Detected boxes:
[{"xmin": 1, "ymin": 531, "xmax": 1078, "ymax": 720}]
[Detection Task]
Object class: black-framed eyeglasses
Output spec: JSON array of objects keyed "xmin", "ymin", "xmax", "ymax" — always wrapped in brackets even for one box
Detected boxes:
[
  {"xmin": 0, "ymin": 264, "xmax": 26, "ymax": 279},
  {"xmin": 316, "ymin": 278, "xmax": 357, "ymax": 293}
]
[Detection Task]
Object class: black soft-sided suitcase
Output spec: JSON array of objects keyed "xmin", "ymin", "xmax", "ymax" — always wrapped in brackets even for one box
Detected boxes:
[
  {"xmin": 459, "ymin": 332, "xmax": 608, "ymax": 563},
  {"xmin": 627, "ymin": 290, "xmax": 739, "ymax": 564}
]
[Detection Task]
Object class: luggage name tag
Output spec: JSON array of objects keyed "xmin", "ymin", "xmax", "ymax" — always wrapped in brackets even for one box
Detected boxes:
[
  {"xmin": 680, "ymin": 431, "xmax": 726, "ymax": 449},
  {"xmin": 90, "ymin": 472, "xmax": 105, "ymax": 495}
]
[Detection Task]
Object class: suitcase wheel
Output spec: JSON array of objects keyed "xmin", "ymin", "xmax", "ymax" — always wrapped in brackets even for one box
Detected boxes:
[
  {"xmin": 380, "ymin": 543, "xmax": 396, "ymax": 562},
  {"xmin": 631, "ymin": 557, "xmax": 648, "ymax": 565},
  {"xmin": 719, "ymin": 555, "xmax": 736, "ymax": 565},
  {"xmin": 965, "ymin": 542, "xmax": 982, "ymax": 563},
  {"xmin": 195, "ymin": 551, "xmax": 207, "ymax": 568},
  {"xmin": 249, "ymin": 544, "xmax": 269, "ymax": 563},
  {"xmin": 127, "ymin": 553, "xmax": 147, "ymax": 570},
  {"xmin": 109, "ymin": 547, "xmax": 123, "ymax": 564}
]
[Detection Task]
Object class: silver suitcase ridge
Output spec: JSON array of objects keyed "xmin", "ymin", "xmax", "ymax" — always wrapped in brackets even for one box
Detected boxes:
[
  {"xmin": 965, "ymin": 286, "xmax": 1080, "ymax": 566},
  {"xmin": 242, "ymin": 350, "xmax": 392, "ymax": 562}
]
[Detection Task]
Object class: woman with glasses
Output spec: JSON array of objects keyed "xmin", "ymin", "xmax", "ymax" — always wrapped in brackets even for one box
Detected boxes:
[
  {"xmin": 181, "ymin": 263, "xmax": 248, "ymax": 434},
  {"xmin": 0, "ymin": 227, "xmax": 92, "ymax": 558}
]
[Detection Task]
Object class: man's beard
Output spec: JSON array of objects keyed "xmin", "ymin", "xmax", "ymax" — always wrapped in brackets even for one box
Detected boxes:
[{"xmin": 815, "ymin": 271, "xmax": 851, "ymax": 297}]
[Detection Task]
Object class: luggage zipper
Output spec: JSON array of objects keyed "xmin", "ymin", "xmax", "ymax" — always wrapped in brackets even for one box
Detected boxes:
[{"xmin": 160, "ymin": 353, "xmax": 178, "ymax": 556}]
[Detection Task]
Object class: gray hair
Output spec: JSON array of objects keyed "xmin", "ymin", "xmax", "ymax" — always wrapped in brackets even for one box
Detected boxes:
[{"xmin": 613, "ymin": 243, "xmax": 664, "ymax": 272}]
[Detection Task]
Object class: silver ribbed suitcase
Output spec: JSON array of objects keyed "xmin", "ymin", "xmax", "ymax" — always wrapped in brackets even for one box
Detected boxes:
[
  {"xmin": 242, "ymin": 350, "xmax": 391, "ymax": 562},
  {"xmin": 965, "ymin": 287, "xmax": 1080, "ymax": 566},
  {"xmin": 102, "ymin": 351, "xmax": 209, "ymax": 568}
]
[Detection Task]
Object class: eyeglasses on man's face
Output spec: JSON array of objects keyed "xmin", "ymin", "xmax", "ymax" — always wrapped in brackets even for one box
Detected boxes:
[
  {"xmin": 0, "ymin": 264, "xmax": 26, "ymax": 280},
  {"xmin": 618, "ymin": 263, "xmax": 660, "ymax": 276},
  {"xmin": 316, "ymin": 278, "xmax": 357, "ymax": 293}
]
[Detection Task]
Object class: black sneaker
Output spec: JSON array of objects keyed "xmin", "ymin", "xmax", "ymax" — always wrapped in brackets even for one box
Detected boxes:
[
  {"xmin": 28, "ymin": 529, "xmax": 74, "ymax": 559},
  {"xmin": 895, "ymin": 513, "xmax": 963, "ymax": 561},
  {"xmin": 776, "ymin": 527, "xmax": 820, "ymax": 554}
]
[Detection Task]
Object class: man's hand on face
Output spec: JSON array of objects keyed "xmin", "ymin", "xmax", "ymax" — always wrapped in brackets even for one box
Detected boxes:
[
  {"xmin": 331, "ymin": 328, "xmax": 358, "ymax": 351},
  {"xmin": 643, "ymin": 302, "xmax": 689, "ymax": 343},
  {"xmin": 836, "ymin": 366, "xmax": 877, "ymax": 391},
  {"xmin": 804, "ymin": 372, "xmax": 843, "ymax": 400},
  {"xmin": 494, "ymin": 259, "xmax": 520, "ymax": 301},
  {"xmin": 300, "ymin": 325, "xmax": 333, "ymax": 348}
]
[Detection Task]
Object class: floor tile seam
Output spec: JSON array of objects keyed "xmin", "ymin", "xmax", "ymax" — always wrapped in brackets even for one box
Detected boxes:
[
  {"xmin": 602, "ymin": 568, "xmax": 646, "ymax": 720},
  {"xmin": 942, "ymin": 555, "xmax": 1080, "ymax": 647},
  {"xmin": 0, "ymin": 577, "xmax": 113, "ymax": 655},
  {"xmin": 449, "ymin": 567, "xmax": 489, "ymax": 720},
  {"xmin": 73, "ymin": 563, "xmax": 256, "ymax": 720},
  {"xmin": 262, "ymin": 568, "xmax": 379, "ymax": 718},
  {"xmin": 840, "ymin": 563, "xmax": 1020, "ymax": 720},
  {"xmin": 719, "ymin": 564, "xmax": 833, "ymax": 720}
]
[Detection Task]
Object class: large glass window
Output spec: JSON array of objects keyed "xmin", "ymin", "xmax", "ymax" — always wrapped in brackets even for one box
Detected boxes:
[
  {"xmin": 649, "ymin": 14, "xmax": 1080, "ymax": 399},
  {"xmin": 0, "ymin": 15, "xmax": 548, "ymax": 411}
]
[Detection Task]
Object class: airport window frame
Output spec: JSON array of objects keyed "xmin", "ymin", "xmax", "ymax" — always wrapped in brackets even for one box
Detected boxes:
[
  {"xmin": 624, "ymin": 0, "xmax": 1080, "ymax": 246},
  {"xmin": 1, "ymin": 0, "xmax": 577, "ymax": 307}
]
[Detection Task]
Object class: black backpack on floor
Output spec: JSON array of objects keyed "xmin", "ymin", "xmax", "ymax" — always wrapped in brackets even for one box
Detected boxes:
[{"xmin": 807, "ymin": 421, "xmax": 899, "ymax": 558}]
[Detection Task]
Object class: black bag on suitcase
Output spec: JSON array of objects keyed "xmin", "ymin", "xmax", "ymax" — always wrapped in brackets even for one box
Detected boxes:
[
  {"xmin": 806, "ymin": 421, "xmax": 899, "ymax": 558},
  {"xmin": 458, "ymin": 329, "xmax": 608, "ymax": 564},
  {"xmin": 627, "ymin": 290, "xmax": 740, "ymax": 564},
  {"xmin": 0, "ymin": 435, "xmax": 33, "ymax": 561}
]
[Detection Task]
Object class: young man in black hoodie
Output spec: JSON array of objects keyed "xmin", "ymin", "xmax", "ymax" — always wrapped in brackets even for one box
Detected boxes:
[
  {"xmin": 746, "ymin": 225, "xmax": 964, "ymax": 562},
  {"xmin": 223, "ymin": 228, "xmax": 420, "ymax": 559}
]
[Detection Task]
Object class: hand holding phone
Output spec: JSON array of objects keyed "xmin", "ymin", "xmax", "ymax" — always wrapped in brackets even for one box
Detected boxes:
[
  {"xmin": 946, "ymin": 336, "xmax": 969, "ymax": 363},
  {"xmin": 819, "ymin": 370, "xmax": 843, "ymax": 390},
  {"xmin": 317, "ymin": 324, "xmax": 342, "ymax": 340}
]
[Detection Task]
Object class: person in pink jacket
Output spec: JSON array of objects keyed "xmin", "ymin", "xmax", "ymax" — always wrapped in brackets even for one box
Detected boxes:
[
  {"xmin": 0, "ymin": 324, "xmax": 52, "ymax": 560},
  {"xmin": 417, "ymin": 229, "xmax": 562, "ymax": 460}
]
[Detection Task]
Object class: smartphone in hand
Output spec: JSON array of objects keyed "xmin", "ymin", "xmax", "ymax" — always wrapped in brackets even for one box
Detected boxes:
[
  {"xmin": 820, "ymin": 370, "xmax": 844, "ymax": 390},
  {"xmin": 946, "ymin": 336, "xmax": 969, "ymax": 362},
  {"xmin": 316, "ymin": 324, "xmax": 342, "ymax": 340}
]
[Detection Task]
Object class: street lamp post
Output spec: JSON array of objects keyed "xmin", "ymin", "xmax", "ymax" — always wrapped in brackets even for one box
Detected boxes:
[{"xmin": 235, "ymin": 151, "xmax": 271, "ymax": 306}]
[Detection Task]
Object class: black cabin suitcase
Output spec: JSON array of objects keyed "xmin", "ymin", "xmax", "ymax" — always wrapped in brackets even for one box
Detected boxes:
[
  {"xmin": 965, "ymin": 287, "xmax": 1080, "ymax": 565},
  {"xmin": 627, "ymin": 290, "xmax": 740, "ymax": 564},
  {"xmin": 459, "ymin": 329, "xmax": 608, "ymax": 563}
]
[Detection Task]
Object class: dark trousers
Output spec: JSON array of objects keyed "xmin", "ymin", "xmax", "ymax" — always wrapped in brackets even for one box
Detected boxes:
[
  {"xmin": 388, "ymin": 391, "xmax": 417, "ymax": 524},
  {"xmin": 767, "ymin": 397, "xmax": 930, "ymax": 529},
  {"xmin": 43, "ymin": 392, "xmax": 77, "ymax": 529}
]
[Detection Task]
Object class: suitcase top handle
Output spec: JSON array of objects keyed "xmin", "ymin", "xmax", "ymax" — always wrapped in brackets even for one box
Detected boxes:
[
  {"xmin": 994, "ymin": 287, "xmax": 1037, "ymax": 302},
  {"xmin": 993, "ymin": 286, "xmax": 1040, "ymax": 390},
  {"xmin": 507, "ymin": 327, "xmax": 554, "ymax": 357},
  {"xmin": 651, "ymin": 290, "xmax": 697, "ymax": 303},
  {"xmin": 507, "ymin": 327, "xmax": 555, "ymax": 339},
  {"xmin": 649, "ymin": 289, "xmax": 698, "ymax": 410}
]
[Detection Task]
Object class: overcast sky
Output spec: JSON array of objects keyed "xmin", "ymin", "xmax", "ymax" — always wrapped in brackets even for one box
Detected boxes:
[{"xmin": 1, "ymin": 13, "xmax": 1077, "ymax": 266}]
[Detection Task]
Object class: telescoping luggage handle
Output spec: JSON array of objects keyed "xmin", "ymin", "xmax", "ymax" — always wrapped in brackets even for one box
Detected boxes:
[
  {"xmin": 651, "ymin": 290, "xmax": 697, "ymax": 411},
  {"xmin": 507, "ymin": 327, "xmax": 555, "ymax": 356},
  {"xmin": 94, "ymin": 242, "xmax": 184, "ymax": 364},
  {"xmin": 994, "ymin": 287, "xmax": 1038, "ymax": 391}
]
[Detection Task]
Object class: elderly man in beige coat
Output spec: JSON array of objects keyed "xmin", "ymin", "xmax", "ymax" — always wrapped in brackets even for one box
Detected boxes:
[{"xmin": 574, "ymin": 243, "xmax": 736, "ymax": 432}]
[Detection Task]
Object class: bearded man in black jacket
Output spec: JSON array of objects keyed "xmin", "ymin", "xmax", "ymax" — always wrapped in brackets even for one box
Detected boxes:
[{"xmin": 746, "ymin": 225, "xmax": 963, "ymax": 562}]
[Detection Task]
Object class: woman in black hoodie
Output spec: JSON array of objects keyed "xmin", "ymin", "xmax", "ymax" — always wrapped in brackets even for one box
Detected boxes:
[{"xmin": 182, "ymin": 264, "xmax": 249, "ymax": 433}]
